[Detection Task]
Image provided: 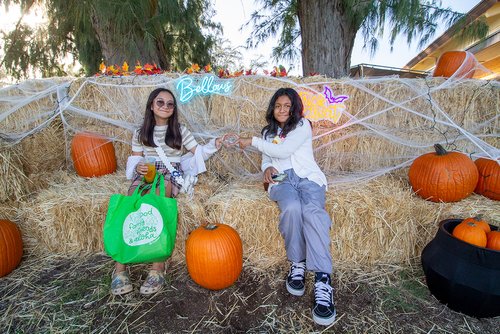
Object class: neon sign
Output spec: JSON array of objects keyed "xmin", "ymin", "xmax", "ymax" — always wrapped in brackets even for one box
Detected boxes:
[
  {"xmin": 175, "ymin": 75, "xmax": 233, "ymax": 103},
  {"xmin": 299, "ymin": 86, "xmax": 348, "ymax": 124}
]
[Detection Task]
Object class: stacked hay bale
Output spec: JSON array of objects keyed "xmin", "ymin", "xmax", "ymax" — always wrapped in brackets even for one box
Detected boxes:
[
  {"xmin": 1, "ymin": 75, "xmax": 498, "ymax": 271},
  {"xmin": 203, "ymin": 176, "xmax": 499, "ymax": 268},
  {"xmin": 16, "ymin": 170, "xmax": 224, "ymax": 259}
]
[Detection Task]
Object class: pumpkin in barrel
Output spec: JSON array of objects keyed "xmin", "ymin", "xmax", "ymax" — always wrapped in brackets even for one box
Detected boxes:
[
  {"xmin": 408, "ymin": 144, "xmax": 478, "ymax": 202},
  {"xmin": 185, "ymin": 222, "xmax": 243, "ymax": 290},
  {"xmin": 71, "ymin": 132, "xmax": 117, "ymax": 177},
  {"xmin": 452, "ymin": 219, "xmax": 487, "ymax": 248},
  {"xmin": 486, "ymin": 231, "xmax": 500, "ymax": 251}
]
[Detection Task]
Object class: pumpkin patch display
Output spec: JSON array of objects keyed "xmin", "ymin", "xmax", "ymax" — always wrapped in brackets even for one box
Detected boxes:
[
  {"xmin": 474, "ymin": 157, "xmax": 500, "ymax": 201},
  {"xmin": 185, "ymin": 222, "xmax": 243, "ymax": 290},
  {"xmin": 408, "ymin": 144, "xmax": 478, "ymax": 202},
  {"xmin": 71, "ymin": 132, "xmax": 117, "ymax": 177},
  {"xmin": 486, "ymin": 231, "xmax": 500, "ymax": 251},
  {"xmin": 452, "ymin": 220, "xmax": 487, "ymax": 248},
  {"xmin": 0, "ymin": 219, "xmax": 23, "ymax": 277}
]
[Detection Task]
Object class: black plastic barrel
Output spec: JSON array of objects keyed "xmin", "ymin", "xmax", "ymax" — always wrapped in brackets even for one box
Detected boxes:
[{"xmin": 421, "ymin": 219, "xmax": 500, "ymax": 318}]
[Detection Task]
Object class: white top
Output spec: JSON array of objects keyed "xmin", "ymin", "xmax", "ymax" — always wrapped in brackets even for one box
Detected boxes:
[
  {"xmin": 132, "ymin": 124, "xmax": 198, "ymax": 162},
  {"xmin": 251, "ymin": 119, "xmax": 328, "ymax": 189}
]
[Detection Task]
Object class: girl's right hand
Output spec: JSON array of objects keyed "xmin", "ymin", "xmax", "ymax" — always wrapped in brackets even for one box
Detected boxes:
[
  {"xmin": 264, "ymin": 166, "xmax": 278, "ymax": 184},
  {"xmin": 135, "ymin": 162, "xmax": 148, "ymax": 175}
]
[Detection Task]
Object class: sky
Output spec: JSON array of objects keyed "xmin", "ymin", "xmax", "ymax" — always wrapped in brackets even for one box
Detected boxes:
[{"xmin": 213, "ymin": 0, "xmax": 481, "ymax": 75}]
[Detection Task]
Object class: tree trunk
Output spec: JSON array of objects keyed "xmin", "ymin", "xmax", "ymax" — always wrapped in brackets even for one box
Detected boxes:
[
  {"xmin": 89, "ymin": 5, "xmax": 169, "ymax": 68},
  {"xmin": 297, "ymin": 0, "xmax": 357, "ymax": 78}
]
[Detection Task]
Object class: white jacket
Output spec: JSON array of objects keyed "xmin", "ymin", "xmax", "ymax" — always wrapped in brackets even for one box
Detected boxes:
[{"xmin": 251, "ymin": 119, "xmax": 327, "ymax": 190}]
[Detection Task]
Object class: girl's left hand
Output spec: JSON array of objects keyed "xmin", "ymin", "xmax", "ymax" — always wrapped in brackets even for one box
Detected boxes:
[{"xmin": 237, "ymin": 137, "xmax": 252, "ymax": 149}]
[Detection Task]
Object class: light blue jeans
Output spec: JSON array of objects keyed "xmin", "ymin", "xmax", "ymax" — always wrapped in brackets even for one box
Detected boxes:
[{"xmin": 269, "ymin": 169, "xmax": 332, "ymax": 274}]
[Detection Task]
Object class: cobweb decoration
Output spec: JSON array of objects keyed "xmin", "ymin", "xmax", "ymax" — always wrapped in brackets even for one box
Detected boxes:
[{"xmin": 0, "ymin": 59, "xmax": 498, "ymax": 187}]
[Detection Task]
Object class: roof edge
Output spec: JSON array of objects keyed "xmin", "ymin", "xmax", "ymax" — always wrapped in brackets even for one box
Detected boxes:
[{"xmin": 403, "ymin": 0, "xmax": 498, "ymax": 69}]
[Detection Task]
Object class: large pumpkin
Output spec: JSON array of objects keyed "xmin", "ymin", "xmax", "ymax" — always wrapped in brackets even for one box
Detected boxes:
[
  {"xmin": 474, "ymin": 157, "xmax": 500, "ymax": 201},
  {"xmin": 0, "ymin": 219, "xmax": 23, "ymax": 277},
  {"xmin": 432, "ymin": 51, "xmax": 475, "ymax": 79},
  {"xmin": 71, "ymin": 132, "xmax": 117, "ymax": 177},
  {"xmin": 185, "ymin": 222, "xmax": 243, "ymax": 290},
  {"xmin": 408, "ymin": 144, "xmax": 478, "ymax": 202}
]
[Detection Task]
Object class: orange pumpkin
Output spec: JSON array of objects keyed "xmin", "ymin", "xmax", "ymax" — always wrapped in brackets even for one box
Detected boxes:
[
  {"xmin": 486, "ymin": 231, "xmax": 500, "ymax": 251},
  {"xmin": 452, "ymin": 221, "xmax": 487, "ymax": 248},
  {"xmin": 185, "ymin": 222, "xmax": 243, "ymax": 290},
  {"xmin": 71, "ymin": 132, "xmax": 117, "ymax": 177},
  {"xmin": 408, "ymin": 144, "xmax": 478, "ymax": 202},
  {"xmin": 474, "ymin": 158, "xmax": 500, "ymax": 201},
  {"xmin": 433, "ymin": 51, "xmax": 475, "ymax": 79},
  {"xmin": 0, "ymin": 219, "xmax": 23, "ymax": 277},
  {"xmin": 462, "ymin": 216, "xmax": 491, "ymax": 234}
]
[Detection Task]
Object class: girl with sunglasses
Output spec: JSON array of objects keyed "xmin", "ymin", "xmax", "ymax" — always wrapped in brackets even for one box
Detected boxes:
[{"xmin": 111, "ymin": 87, "xmax": 227, "ymax": 296}]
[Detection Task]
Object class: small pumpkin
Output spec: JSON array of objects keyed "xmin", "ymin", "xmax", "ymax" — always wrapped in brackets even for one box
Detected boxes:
[
  {"xmin": 408, "ymin": 144, "xmax": 478, "ymax": 202},
  {"xmin": 185, "ymin": 222, "xmax": 243, "ymax": 290},
  {"xmin": 71, "ymin": 132, "xmax": 117, "ymax": 177},
  {"xmin": 462, "ymin": 216, "xmax": 491, "ymax": 234},
  {"xmin": 0, "ymin": 219, "xmax": 23, "ymax": 277},
  {"xmin": 432, "ymin": 51, "xmax": 475, "ymax": 79},
  {"xmin": 452, "ymin": 221, "xmax": 487, "ymax": 248},
  {"xmin": 486, "ymin": 231, "xmax": 500, "ymax": 251},
  {"xmin": 474, "ymin": 157, "xmax": 500, "ymax": 201}
]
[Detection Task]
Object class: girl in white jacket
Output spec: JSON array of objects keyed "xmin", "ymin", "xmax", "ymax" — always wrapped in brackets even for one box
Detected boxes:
[{"xmin": 238, "ymin": 87, "xmax": 336, "ymax": 326}]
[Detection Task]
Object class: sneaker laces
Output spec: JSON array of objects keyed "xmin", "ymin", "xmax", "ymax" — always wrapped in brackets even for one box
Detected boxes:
[
  {"xmin": 314, "ymin": 280, "xmax": 333, "ymax": 307},
  {"xmin": 290, "ymin": 262, "xmax": 306, "ymax": 280}
]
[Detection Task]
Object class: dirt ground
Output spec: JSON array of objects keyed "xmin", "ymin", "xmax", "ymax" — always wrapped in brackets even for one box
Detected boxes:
[{"xmin": 0, "ymin": 252, "xmax": 499, "ymax": 333}]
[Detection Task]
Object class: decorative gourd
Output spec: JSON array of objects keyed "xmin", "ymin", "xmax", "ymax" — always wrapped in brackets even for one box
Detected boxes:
[
  {"xmin": 432, "ymin": 51, "xmax": 475, "ymax": 78},
  {"xmin": 185, "ymin": 222, "xmax": 243, "ymax": 290},
  {"xmin": 452, "ymin": 221, "xmax": 487, "ymax": 248},
  {"xmin": 474, "ymin": 158, "xmax": 500, "ymax": 201},
  {"xmin": 462, "ymin": 216, "xmax": 491, "ymax": 234},
  {"xmin": 0, "ymin": 219, "xmax": 23, "ymax": 277},
  {"xmin": 486, "ymin": 231, "xmax": 500, "ymax": 251},
  {"xmin": 71, "ymin": 132, "xmax": 117, "ymax": 177},
  {"xmin": 408, "ymin": 144, "xmax": 478, "ymax": 202}
]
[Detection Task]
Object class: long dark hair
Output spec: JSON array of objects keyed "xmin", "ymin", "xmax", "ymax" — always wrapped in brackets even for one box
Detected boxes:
[
  {"xmin": 261, "ymin": 87, "xmax": 304, "ymax": 139},
  {"xmin": 138, "ymin": 87, "xmax": 182, "ymax": 149}
]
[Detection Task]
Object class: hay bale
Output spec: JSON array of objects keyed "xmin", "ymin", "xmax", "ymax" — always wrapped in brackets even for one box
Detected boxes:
[
  {"xmin": 0, "ymin": 79, "xmax": 62, "ymax": 136},
  {"xmin": 18, "ymin": 172, "xmax": 128, "ymax": 253},
  {"xmin": 207, "ymin": 77, "xmax": 498, "ymax": 180},
  {"xmin": 20, "ymin": 118, "xmax": 66, "ymax": 176},
  {"xmin": 17, "ymin": 170, "xmax": 223, "ymax": 258},
  {"xmin": 204, "ymin": 182, "xmax": 284, "ymax": 268},
  {"xmin": 0, "ymin": 201, "xmax": 18, "ymax": 221},
  {"xmin": 0, "ymin": 142, "xmax": 29, "ymax": 202},
  {"xmin": 204, "ymin": 176, "xmax": 500, "ymax": 269}
]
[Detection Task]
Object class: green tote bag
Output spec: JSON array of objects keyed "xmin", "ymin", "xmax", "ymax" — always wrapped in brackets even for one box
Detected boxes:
[{"xmin": 103, "ymin": 174, "xmax": 178, "ymax": 264}]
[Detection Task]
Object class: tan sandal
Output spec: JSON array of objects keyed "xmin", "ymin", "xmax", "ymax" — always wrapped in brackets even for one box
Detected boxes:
[
  {"xmin": 140, "ymin": 270, "xmax": 165, "ymax": 295},
  {"xmin": 111, "ymin": 270, "xmax": 133, "ymax": 296}
]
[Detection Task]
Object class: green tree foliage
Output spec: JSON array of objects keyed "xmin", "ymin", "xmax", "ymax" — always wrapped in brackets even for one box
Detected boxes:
[
  {"xmin": 0, "ymin": 0, "xmax": 221, "ymax": 79},
  {"xmin": 245, "ymin": 0, "xmax": 489, "ymax": 77}
]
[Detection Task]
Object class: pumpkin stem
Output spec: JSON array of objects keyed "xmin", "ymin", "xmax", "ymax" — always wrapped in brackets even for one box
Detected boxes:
[
  {"xmin": 474, "ymin": 214, "xmax": 483, "ymax": 221},
  {"xmin": 434, "ymin": 144, "xmax": 448, "ymax": 156},
  {"xmin": 203, "ymin": 223, "xmax": 218, "ymax": 230}
]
